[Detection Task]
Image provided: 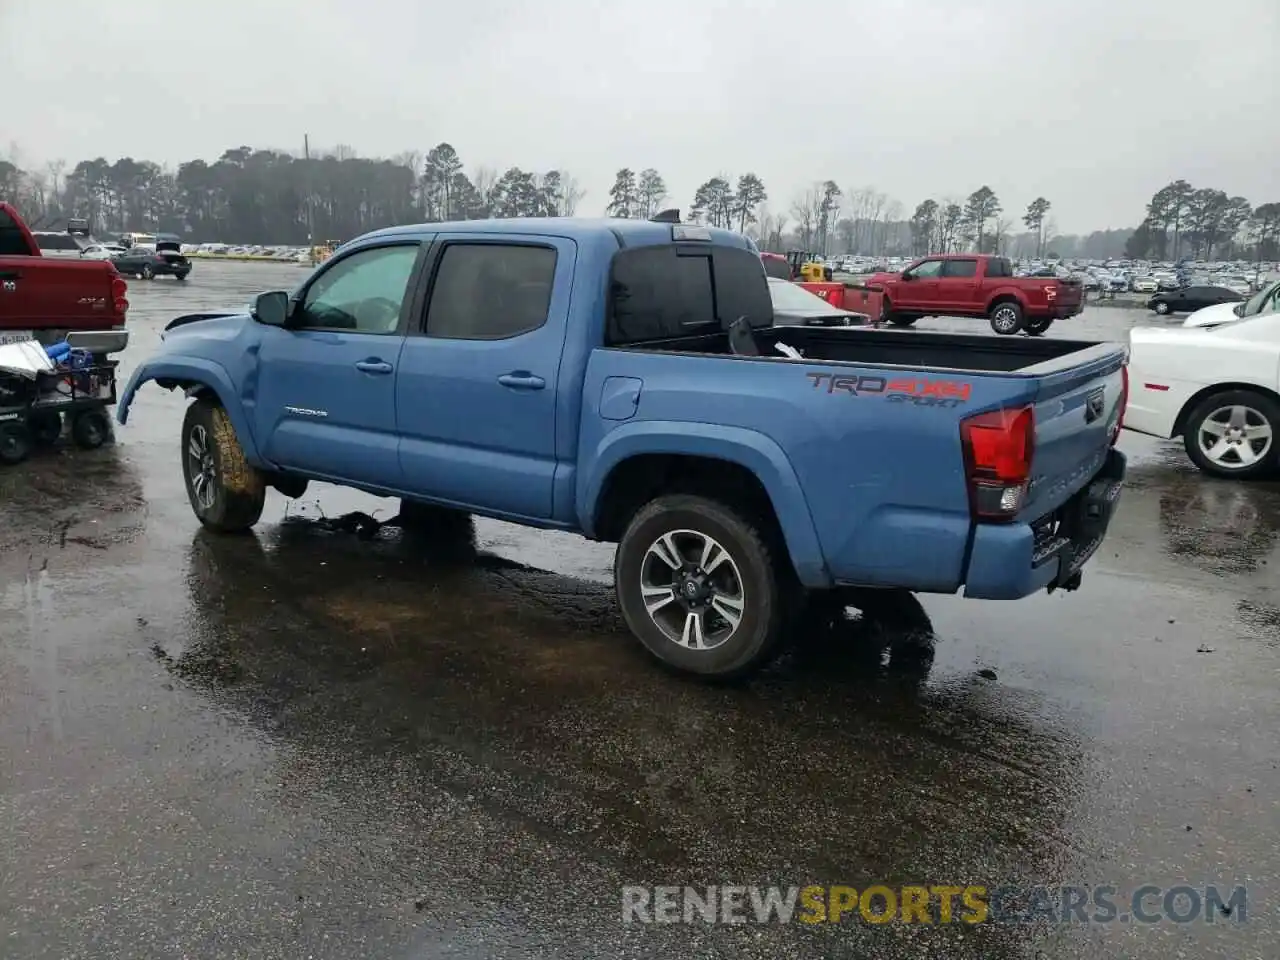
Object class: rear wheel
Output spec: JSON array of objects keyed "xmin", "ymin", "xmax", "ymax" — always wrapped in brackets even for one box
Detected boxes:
[
  {"xmin": 1024, "ymin": 317, "xmax": 1053, "ymax": 336},
  {"xmin": 175, "ymin": 271, "xmax": 189, "ymax": 281},
  {"xmin": 181, "ymin": 398, "xmax": 266, "ymax": 532},
  {"xmin": 989, "ymin": 300, "xmax": 1024, "ymax": 335},
  {"xmin": 889, "ymin": 315, "xmax": 918, "ymax": 327},
  {"xmin": 0, "ymin": 424, "xmax": 32, "ymax": 465},
  {"xmin": 1182, "ymin": 389, "xmax": 1279, "ymax": 480},
  {"xmin": 71, "ymin": 409, "xmax": 110, "ymax": 449},
  {"xmin": 140, "ymin": 263, "xmax": 155, "ymax": 280},
  {"xmin": 615, "ymin": 494, "xmax": 790, "ymax": 679}
]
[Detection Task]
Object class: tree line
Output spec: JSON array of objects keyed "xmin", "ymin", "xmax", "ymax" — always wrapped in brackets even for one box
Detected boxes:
[
  {"xmin": 1, "ymin": 142, "xmax": 1274, "ymax": 261},
  {"xmin": 0, "ymin": 143, "xmax": 585, "ymax": 246},
  {"xmin": 1125, "ymin": 180, "xmax": 1280, "ymax": 262}
]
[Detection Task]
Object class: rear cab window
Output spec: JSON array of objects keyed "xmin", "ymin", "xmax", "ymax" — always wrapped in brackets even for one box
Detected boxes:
[
  {"xmin": 985, "ymin": 257, "xmax": 1014, "ymax": 278},
  {"xmin": 0, "ymin": 207, "xmax": 32, "ymax": 256},
  {"xmin": 606, "ymin": 244, "xmax": 772, "ymax": 346}
]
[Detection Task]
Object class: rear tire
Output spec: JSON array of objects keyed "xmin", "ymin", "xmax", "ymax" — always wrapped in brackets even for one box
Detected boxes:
[
  {"xmin": 1024, "ymin": 317, "xmax": 1053, "ymax": 336},
  {"xmin": 141, "ymin": 263, "xmax": 155, "ymax": 280},
  {"xmin": 989, "ymin": 300, "xmax": 1024, "ymax": 335},
  {"xmin": 1182, "ymin": 389, "xmax": 1280, "ymax": 480},
  {"xmin": 181, "ymin": 398, "xmax": 266, "ymax": 532},
  {"xmin": 615, "ymin": 494, "xmax": 790, "ymax": 679},
  {"xmin": 0, "ymin": 424, "xmax": 32, "ymax": 465},
  {"xmin": 71, "ymin": 410, "xmax": 110, "ymax": 449}
]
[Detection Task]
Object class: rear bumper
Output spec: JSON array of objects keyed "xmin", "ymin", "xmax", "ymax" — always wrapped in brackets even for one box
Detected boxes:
[
  {"xmin": 962, "ymin": 448, "xmax": 1126, "ymax": 599},
  {"xmin": 1048, "ymin": 300, "xmax": 1084, "ymax": 319}
]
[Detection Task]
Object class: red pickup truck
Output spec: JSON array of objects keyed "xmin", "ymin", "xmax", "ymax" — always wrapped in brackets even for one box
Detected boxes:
[
  {"xmin": 0, "ymin": 202, "xmax": 129, "ymax": 346},
  {"xmin": 869, "ymin": 254, "xmax": 1083, "ymax": 336}
]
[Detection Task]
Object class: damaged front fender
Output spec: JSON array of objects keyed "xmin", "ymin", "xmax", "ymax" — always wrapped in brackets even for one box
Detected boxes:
[{"xmin": 116, "ymin": 355, "xmax": 264, "ymax": 466}]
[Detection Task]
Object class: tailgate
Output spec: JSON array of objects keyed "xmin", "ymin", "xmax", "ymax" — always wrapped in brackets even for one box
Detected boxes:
[
  {"xmin": 1020, "ymin": 344, "xmax": 1126, "ymax": 520},
  {"xmin": 1055, "ymin": 277, "xmax": 1084, "ymax": 308},
  {"xmin": 3, "ymin": 258, "xmax": 124, "ymax": 331}
]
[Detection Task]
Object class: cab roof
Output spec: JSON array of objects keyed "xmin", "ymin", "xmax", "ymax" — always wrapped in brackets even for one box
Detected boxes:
[{"xmin": 361, "ymin": 217, "xmax": 755, "ymax": 251}]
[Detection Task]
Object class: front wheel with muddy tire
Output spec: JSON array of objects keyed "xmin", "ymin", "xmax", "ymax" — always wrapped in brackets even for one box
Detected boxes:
[
  {"xmin": 989, "ymin": 300, "xmax": 1024, "ymax": 335},
  {"xmin": 181, "ymin": 398, "xmax": 266, "ymax": 533},
  {"xmin": 615, "ymin": 494, "xmax": 790, "ymax": 679}
]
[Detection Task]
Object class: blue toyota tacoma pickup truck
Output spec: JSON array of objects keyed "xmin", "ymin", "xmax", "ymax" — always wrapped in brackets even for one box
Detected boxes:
[{"xmin": 118, "ymin": 216, "xmax": 1127, "ymax": 678}]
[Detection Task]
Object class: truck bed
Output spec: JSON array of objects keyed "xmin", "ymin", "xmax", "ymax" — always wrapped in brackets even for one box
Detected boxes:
[{"xmin": 623, "ymin": 325, "xmax": 1111, "ymax": 374}]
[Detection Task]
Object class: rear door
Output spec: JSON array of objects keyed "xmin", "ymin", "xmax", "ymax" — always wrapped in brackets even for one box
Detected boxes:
[
  {"xmin": 395, "ymin": 233, "xmax": 574, "ymax": 520},
  {"xmin": 937, "ymin": 257, "xmax": 980, "ymax": 311},
  {"xmin": 253, "ymin": 240, "xmax": 425, "ymax": 486},
  {"xmin": 896, "ymin": 258, "xmax": 944, "ymax": 311}
]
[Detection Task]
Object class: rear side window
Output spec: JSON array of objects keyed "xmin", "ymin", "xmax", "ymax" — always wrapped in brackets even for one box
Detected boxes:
[
  {"xmin": 942, "ymin": 258, "xmax": 978, "ymax": 278},
  {"xmin": 607, "ymin": 244, "xmax": 772, "ymax": 345},
  {"xmin": 426, "ymin": 243, "xmax": 557, "ymax": 340},
  {"xmin": 986, "ymin": 257, "xmax": 1013, "ymax": 278}
]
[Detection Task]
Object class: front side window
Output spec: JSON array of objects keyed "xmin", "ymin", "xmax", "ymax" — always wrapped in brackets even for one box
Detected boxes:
[
  {"xmin": 425, "ymin": 243, "xmax": 557, "ymax": 340},
  {"xmin": 299, "ymin": 244, "xmax": 419, "ymax": 334}
]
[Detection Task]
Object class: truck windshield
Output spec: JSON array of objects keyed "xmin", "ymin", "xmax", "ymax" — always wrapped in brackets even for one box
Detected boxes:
[{"xmin": 1240, "ymin": 280, "xmax": 1280, "ymax": 317}]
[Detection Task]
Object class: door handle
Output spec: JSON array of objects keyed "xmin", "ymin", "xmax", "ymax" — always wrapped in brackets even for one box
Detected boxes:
[
  {"xmin": 497, "ymin": 372, "xmax": 546, "ymax": 390},
  {"xmin": 354, "ymin": 359, "xmax": 394, "ymax": 375},
  {"xmin": 0, "ymin": 271, "xmax": 20, "ymax": 281}
]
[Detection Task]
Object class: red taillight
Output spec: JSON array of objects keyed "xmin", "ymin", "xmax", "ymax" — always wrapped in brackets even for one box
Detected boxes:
[
  {"xmin": 960, "ymin": 405, "xmax": 1035, "ymax": 522},
  {"xmin": 111, "ymin": 275, "xmax": 129, "ymax": 317},
  {"xmin": 1112, "ymin": 363, "xmax": 1129, "ymax": 445}
]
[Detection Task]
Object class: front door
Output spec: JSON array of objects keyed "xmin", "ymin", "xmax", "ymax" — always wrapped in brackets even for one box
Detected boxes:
[
  {"xmin": 395, "ymin": 235, "xmax": 574, "ymax": 520},
  {"xmin": 897, "ymin": 258, "xmax": 944, "ymax": 312},
  {"xmin": 253, "ymin": 241, "xmax": 423, "ymax": 487}
]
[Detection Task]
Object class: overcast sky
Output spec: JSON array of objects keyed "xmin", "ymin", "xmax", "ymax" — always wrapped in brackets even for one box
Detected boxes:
[{"xmin": 3, "ymin": 0, "xmax": 1276, "ymax": 234}]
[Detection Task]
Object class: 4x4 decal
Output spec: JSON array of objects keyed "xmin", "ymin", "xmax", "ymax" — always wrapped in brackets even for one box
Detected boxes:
[{"xmin": 806, "ymin": 371, "xmax": 972, "ymax": 407}]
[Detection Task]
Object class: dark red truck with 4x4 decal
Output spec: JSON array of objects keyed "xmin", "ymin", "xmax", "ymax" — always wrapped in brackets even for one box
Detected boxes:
[
  {"xmin": 870, "ymin": 254, "xmax": 1083, "ymax": 336},
  {"xmin": 0, "ymin": 202, "xmax": 129, "ymax": 346}
]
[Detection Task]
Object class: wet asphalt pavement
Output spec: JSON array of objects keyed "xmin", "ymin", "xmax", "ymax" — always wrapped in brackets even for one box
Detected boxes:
[{"xmin": 2, "ymin": 262, "xmax": 1278, "ymax": 959}]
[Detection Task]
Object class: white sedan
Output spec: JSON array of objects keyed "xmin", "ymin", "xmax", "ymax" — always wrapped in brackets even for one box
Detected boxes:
[{"xmin": 1125, "ymin": 308, "xmax": 1280, "ymax": 479}]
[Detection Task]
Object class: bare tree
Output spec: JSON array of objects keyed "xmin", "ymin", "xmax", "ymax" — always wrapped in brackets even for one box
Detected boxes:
[
  {"xmin": 559, "ymin": 172, "xmax": 584, "ymax": 216},
  {"xmin": 472, "ymin": 166, "xmax": 498, "ymax": 216},
  {"xmin": 790, "ymin": 186, "xmax": 821, "ymax": 250}
]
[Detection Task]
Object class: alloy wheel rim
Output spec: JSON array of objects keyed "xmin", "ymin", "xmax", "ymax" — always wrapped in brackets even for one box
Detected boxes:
[
  {"xmin": 1197, "ymin": 405, "xmax": 1273, "ymax": 469},
  {"xmin": 187, "ymin": 424, "xmax": 218, "ymax": 508},
  {"xmin": 994, "ymin": 306, "xmax": 1018, "ymax": 331},
  {"xmin": 639, "ymin": 529, "xmax": 746, "ymax": 650}
]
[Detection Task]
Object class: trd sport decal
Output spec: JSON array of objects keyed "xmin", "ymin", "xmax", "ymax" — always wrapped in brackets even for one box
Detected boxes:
[{"xmin": 805, "ymin": 372, "xmax": 972, "ymax": 407}]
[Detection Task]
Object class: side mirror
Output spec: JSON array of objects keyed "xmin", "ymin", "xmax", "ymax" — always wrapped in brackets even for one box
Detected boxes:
[
  {"xmin": 900, "ymin": 272, "xmax": 914, "ymax": 281},
  {"xmin": 250, "ymin": 290, "xmax": 291, "ymax": 327},
  {"xmin": 1232, "ymin": 303, "xmax": 1244, "ymax": 317}
]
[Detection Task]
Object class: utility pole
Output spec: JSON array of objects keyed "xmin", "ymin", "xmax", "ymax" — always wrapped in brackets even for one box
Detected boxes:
[{"xmin": 303, "ymin": 134, "xmax": 316, "ymax": 258}]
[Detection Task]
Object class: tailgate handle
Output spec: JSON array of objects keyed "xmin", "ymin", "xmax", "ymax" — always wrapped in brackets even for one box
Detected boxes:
[{"xmin": 1084, "ymin": 388, "xmax": 1104, "ymax": 423}]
